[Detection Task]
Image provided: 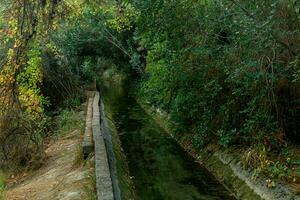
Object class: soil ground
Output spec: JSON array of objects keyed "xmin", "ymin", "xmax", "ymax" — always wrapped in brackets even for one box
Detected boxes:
[{"xmin": 5, "ymin": 129, "xmax": 94, "ymax": 200}]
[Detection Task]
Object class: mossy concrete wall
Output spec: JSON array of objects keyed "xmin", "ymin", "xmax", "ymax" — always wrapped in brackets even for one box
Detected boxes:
[
  {"xmin": 100, "ymin": 96, "xmax": 136, "ymax": 199},
  {"xmin": 99, "ymin": 98, "xmax": 122, "ymax": 200},
  {"xmin": 92, "ymin": 92, "xmax": 114, "ymax": 200}
]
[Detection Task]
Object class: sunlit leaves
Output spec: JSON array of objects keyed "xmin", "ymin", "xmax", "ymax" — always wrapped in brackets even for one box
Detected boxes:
[
  {"xmin": 106, "ymin": 3, "xmax": 139, "ymax": 33},
  {"xmin": 17, "ymin": 49, "xmax": 44, "ymax": 115},
  {"xmin": 0, "ymin": 0, "xmax": 62, "ymax": 167}
]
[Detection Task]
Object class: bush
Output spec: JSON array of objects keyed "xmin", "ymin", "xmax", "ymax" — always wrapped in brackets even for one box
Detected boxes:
[
  {"xmin": 133, "ymin": 0, "xmax": 300, "ymax": 150},
  {"xmin": 54, "ymin": 109, "xmax": 84, "ymax": 137},
  {"xmin": 0, "ymin": 171, "xmax": 6, "ymax": 200}
]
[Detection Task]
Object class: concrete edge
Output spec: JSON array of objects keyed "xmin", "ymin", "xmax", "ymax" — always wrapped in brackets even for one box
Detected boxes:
[
  {"xmin": 82, "ymin": 97, "xmax": 94, "ymax": 158},
  {"xmin": 92, "ymin": 91, "xmax": 114, "ymax": 200},
  {"xmin": 99, "ymin": 98, "xmax": 122, "ymax": 200},
  {"xmin": 213, "ymin": 150, "xmax": 300, "ymax": 200}
]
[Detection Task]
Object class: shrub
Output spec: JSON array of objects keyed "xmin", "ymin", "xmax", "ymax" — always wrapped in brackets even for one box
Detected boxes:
[
  {"xmin": 0, "ymin": 171, "xmax": 6, "ymax": 200},
  {"xmin": 133, "ymin": 0, "xmax": 300, "ymax": 150},
  {"xmin": 54, "ymin": 109, "xmax": 84, "ymax": 137}
]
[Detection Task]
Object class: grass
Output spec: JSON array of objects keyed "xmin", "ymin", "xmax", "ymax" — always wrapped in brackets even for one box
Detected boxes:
[
  {"xmin": 54, "ymin": 109, "xmax": 84, "ymax": 137},
  {"xmin": 85, "ymin": 174, "xmax": 97, "ymax": 200},
  {"xmin": 55, "ymin": 106, "xmax": 96, "ymax": 199},
  {"xmin": 73, "ymin": 144, "xmax": 85, "ymax": 168},
  {"xmin": 0, "ymin": 171, "xmax": 6, "ymax": 200},
  {"xmin": 84, "ymin": 161, "xmax": 97, "ymax": 200}
]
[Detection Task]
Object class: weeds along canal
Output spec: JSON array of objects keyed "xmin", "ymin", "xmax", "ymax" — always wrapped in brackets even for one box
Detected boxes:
[{"xmin": 100, "ymin": 78, "xmax": 236, "ymax": 200}]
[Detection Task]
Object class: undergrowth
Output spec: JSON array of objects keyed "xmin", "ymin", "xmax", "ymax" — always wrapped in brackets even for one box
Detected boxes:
[
  {"xmin": 84, "ymin": 161, "xmax": 97, "ymax": 200},
  {"xmin": 243, "ymin": 145, "xmax": 300, "ymax": 187},
  {"xmin": 0, "ymin": 171, "xmax": 6, "ymax": 200},
  {"xmin": 73, "ymin": 144, "xmax": 85, "ymax": 168},
  {"xmin": 54, "ymin": 109, "xmax": 84, "ymax": 137}
]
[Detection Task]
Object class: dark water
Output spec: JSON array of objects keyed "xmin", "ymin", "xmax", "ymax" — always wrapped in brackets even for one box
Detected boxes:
[{"xmin": 101, "ymin": 80, "xmax": 236, "ymax": 200}]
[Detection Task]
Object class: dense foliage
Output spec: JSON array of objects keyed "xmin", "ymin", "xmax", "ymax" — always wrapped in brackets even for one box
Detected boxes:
[
  {"xmin": 0, "ymin": 0, "xmax": 82, "ymax": 168},
  {"xmin": 123, "ymin": 0, "xmax": 300, "ymax": 182},
  {"xmin": 132, "ymin": 0, "xmax": 300, "ymax": 148},
  {"xmin": 0, "ymin": 0, "xmax": 56, "ymax": 168}
]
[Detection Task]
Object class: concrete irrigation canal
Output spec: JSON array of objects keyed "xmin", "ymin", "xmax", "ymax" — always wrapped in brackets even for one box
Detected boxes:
[{"xmin": 98, "ymin": 79, "xmax": 236, "ymax": 200}]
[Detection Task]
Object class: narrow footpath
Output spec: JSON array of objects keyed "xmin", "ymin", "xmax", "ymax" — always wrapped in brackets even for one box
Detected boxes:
[{"xmin": 5, "ymin": 129, "xmax": 94, "ymax": 200}]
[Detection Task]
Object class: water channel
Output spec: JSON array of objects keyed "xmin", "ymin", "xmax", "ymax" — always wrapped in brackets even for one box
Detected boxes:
[{"xmin": 101, "ymin": 79, "xmax": 236, "ymax": 200}]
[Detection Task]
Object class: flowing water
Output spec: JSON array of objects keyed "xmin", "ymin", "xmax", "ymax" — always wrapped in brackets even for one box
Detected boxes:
[{"xmin": 101, "ymin": 80, "xmax": 236, "ymax": 200}]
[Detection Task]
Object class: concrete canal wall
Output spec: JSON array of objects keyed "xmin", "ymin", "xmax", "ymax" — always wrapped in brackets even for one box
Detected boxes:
[{"xmin": 83, "ymin": 91, "xmax": 116, "ymax": 200}]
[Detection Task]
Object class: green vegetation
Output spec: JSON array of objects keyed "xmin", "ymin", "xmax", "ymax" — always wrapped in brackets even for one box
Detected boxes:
[
  {"xmin": 129, "ymin": 0, "xmax": 300, "ymax": 185},
  {"xmin": 0, "ymin": 0, "xmax": 84, "ymax": 170},
  {"xmin": 84, "ymin": 167, "xmax": 97, "ymax": 200},
  {"xmin": 59, "ymin": 0, "xmax": 299, "ymax": 185},
  {"xmin": 54, "ymin": 109, "xmax": 84, "ymax": 137},
  {"xmin": 73, "ymin": 144, "xmax": 85, "ymax": 168},
  {"xmin": 0, "ymin": 171, "xmax": 6, "ymax": 200}
]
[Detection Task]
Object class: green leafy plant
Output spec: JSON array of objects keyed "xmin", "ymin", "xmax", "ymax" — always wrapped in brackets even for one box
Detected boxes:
[
  {"xmin": 54, "ymin": 109, "xmax": 84, "ymax": 136},
  {"xmin": 0, "ymin": 171, "xmax": 6, "ymax": 200}
]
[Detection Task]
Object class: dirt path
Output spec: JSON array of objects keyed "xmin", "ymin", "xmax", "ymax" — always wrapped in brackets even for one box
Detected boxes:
[{"xmin": 5, "ymin": 130, "xmax": 94, "ymax": 200}]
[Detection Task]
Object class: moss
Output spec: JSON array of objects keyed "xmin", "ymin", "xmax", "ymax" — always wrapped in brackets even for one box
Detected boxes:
[
  {"xmin": 0, "ymin": 171, "xmax": 6, "ymax": 200},
  {"xmin": 200, "ymin": 153, "xmax": 262, "ymax": 200},
  {"xmin": 73, "ymin": 144, "xmax": 85, "ymax": 168},
  {"xmin": 84, "ymin": 164, "xmax": 97, "ymax": 200}
]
